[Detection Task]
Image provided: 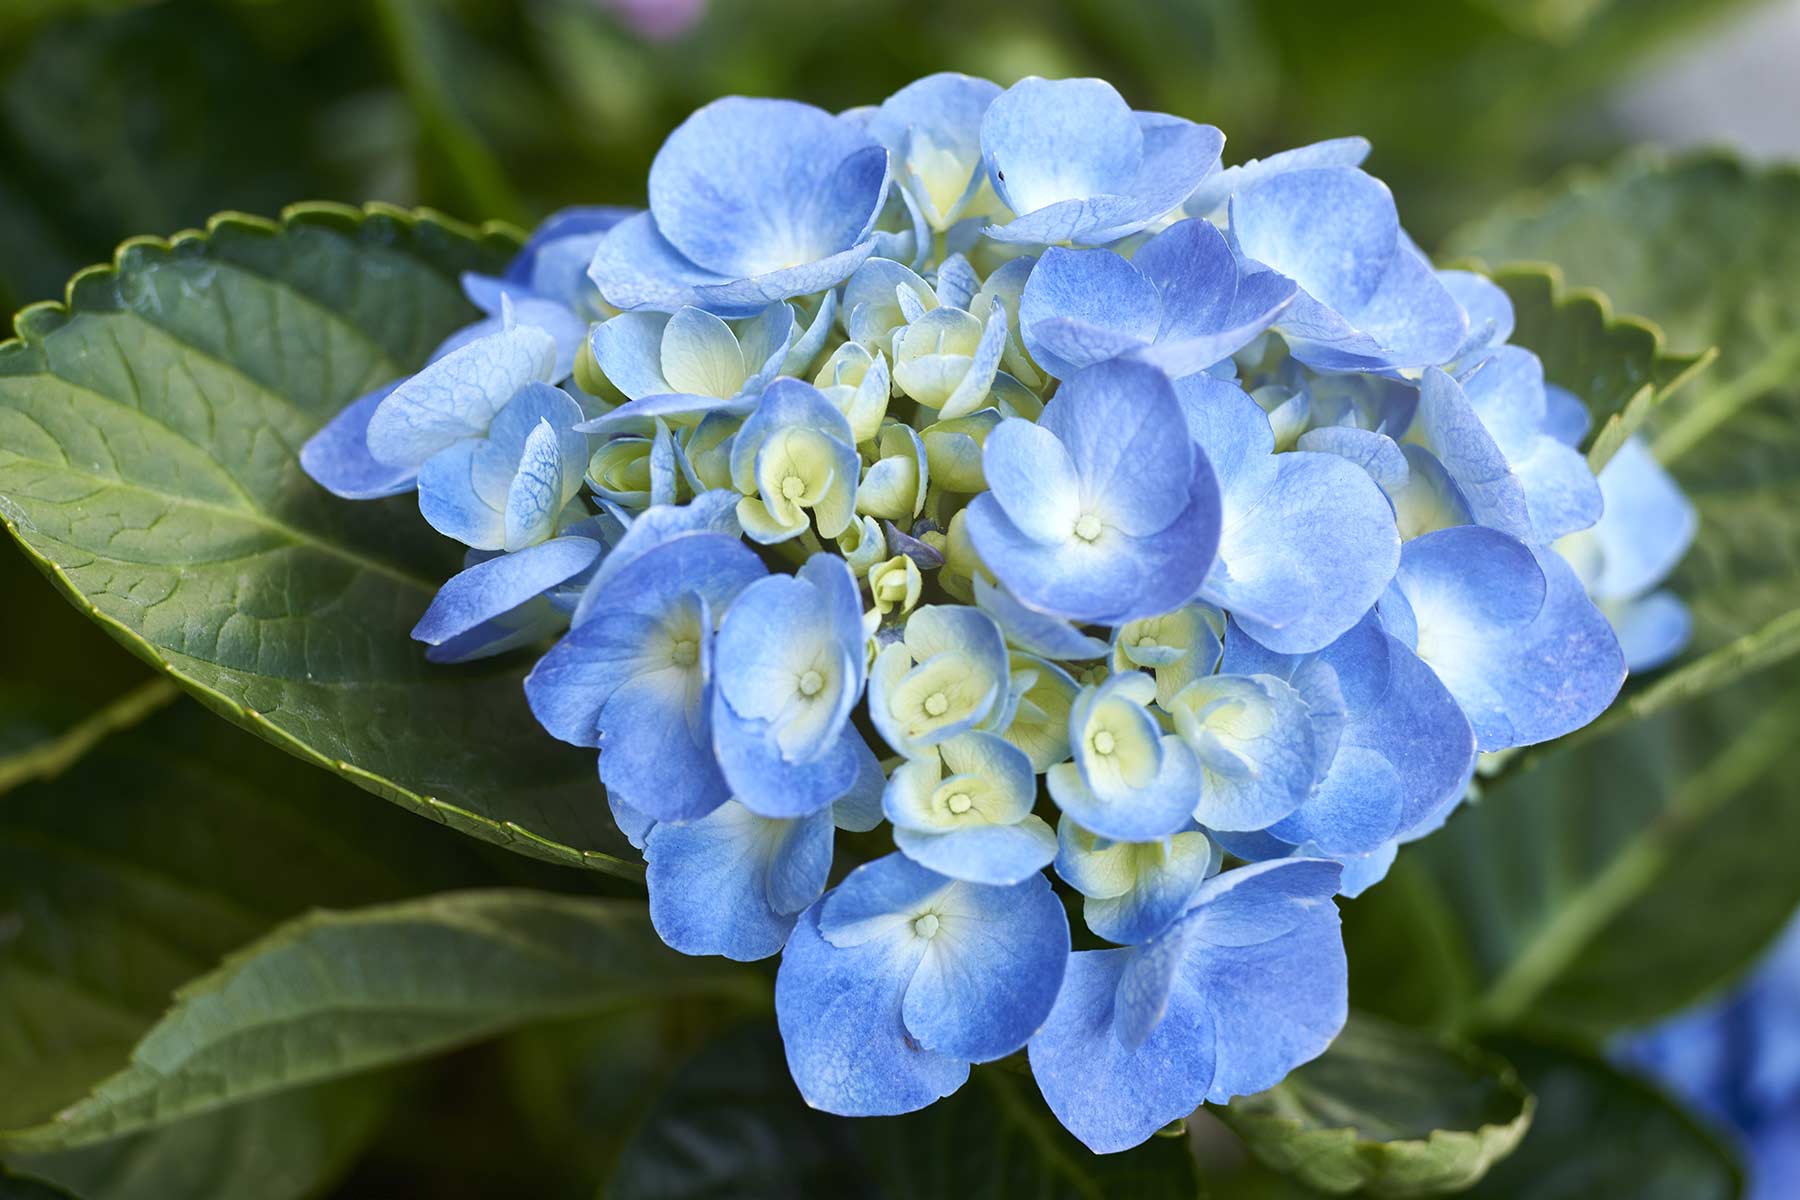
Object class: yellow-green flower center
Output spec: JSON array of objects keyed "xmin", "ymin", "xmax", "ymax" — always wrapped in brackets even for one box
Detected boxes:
[
  {"xmin": 1074, "ymin": 513, "xmax": 1103, "ymax": 542},
  {"xmin": 669, "ymin": 638, "xmax": 698, "ymax": 668},
  {"xmin": 1093, "ymin": 730, "xmax": 1117, "ymax": 756},
  {"xmin": 799, "ymin": 669, "xmax": 825, "ymax": 697},
  {"xmin": 923, "ymin": 691, "xmax": 950, "ymax": 717},
  {"xmin": 781, "ymin": 474, "xmax": 808, "ymax": 501},
  {"xmin": 946, "ymin": 791, "xmax": 972, "ymax": 815}
]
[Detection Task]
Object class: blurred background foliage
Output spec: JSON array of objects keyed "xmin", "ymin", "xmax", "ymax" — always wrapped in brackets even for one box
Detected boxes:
[
  {"xmin": 5, "ymin": 1, "xmax": 1800, "ymax": 1197},
  {"xmin": 0, "ymin": 0, "xmax": 1769, "ymax": 330}
]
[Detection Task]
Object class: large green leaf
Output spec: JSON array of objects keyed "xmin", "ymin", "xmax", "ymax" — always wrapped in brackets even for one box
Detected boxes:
[
  {"xmin": 10, "ymin": 1075, "xmax": 397, "ymax": 1200},
  {"xmin": 0, "ymin": 204, "xmax": 635, "ymax": 874},
  {"xmin": 1447, "ymin": 151, "xmax": 1800, "ymax": 652},
  {"xmin": 0, "ymin": 699, "xmax": 495, "ymax": 1132},
  {"xmin": 1219, "ymin": 1013, "xmax": 1531, "ymax": 1196},
  {"xmin": 1370, "ymin": 689, "xmax": 1800, "ymax": 1039},
  {"xmin": 0, "ymin": 889, "xmax": 755, "ymax": 1153},
  {"xmin": 1463, "ymin": 1037, "xmax": 1741, "ymax": 1199}
]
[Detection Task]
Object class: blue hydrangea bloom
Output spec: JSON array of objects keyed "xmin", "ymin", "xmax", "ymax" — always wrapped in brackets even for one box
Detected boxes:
[
  {"xmin": 1227, "ymin": 166, "xmax": 1466, "ymax": 372},
  {"xmin": 711, "ymin": 554, "xmax": 870, "ymax": 817},
  {"xmin": 980, "ymin": 76, "xmax": 1224, "ymax": 247},
  {"xmin": 1028, "ymin": 858, "xmax": 1346, "ymax": 1152},
  {"xmin": 590, "ymin": 97, "xmax": 890, "ymax": 317},
  {"xmin": 1018, "ymin": 218, "xmax": 1294, "ymax": 380},
  {"xmin": 776, "ymin": 853, "xmax": 1070, "ymax": 1116},
  {"xmin": 1381, "ymin": 525, "xmax": 1625, "ymax": 751},
  {"xmin": 300, "ymin": 75, "xmax": 1690, "ymax": 1143},
  {"xmin": 968, "ymin": 359, "xmax": 1220, "ymax": 625}
]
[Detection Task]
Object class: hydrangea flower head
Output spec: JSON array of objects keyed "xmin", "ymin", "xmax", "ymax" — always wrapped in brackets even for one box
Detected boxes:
[{"xmin": 300, "ymin": 73, "xmax": 1683, "ymax": 1150}]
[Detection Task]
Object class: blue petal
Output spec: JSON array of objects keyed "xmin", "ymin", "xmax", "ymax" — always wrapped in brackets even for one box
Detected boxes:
[
  {"xmin": 1018, "ymin": 248, "xmax": 1160, "ymax": 379},
  {"xmin": 1179, "ymin": 860, "xmax": 1346, "ymax": 1102},
  {"xmin": 1584, "ymin": 437, "xmax": 1698, "ymax": 599},
  {"xmin": 894, "ymin": 817, "xmax": 1057, "ymax": 886},
  {"xmin": 776, "ymin": 902, "xmax": 968, "ymax": 1116},
  {"xmin": 1043, "ymin": 360, "xmax": 1203, "ymax": 536},
  {"xmin": 1230, "ymin": 167, "xmax": 1398, "ymax": 313},
  {"xmin": 1438, "ymin": 269, "xmax": 1515, "ymax": 365},
  {"xmin": 300, "ymin": 382, "xmax": 416, "ymax": 499},
  {"xmin": 973, "ymin": 578, "xmax": 1110, "ymax": 660},
  {"xmin": 1028, "ymin": 944, "xmax": 1216, "ymax": 1153},
  {"xmin": 591, "ymin": 311, "xmax": 675, "ymax": 400},
  {"xmin": 646, "ymin": 802, "xmax": 833, "ymax": 961},
  {"xmin": 714, "ymin": 714, "xmax": 864, "ymax": 819},
  {"xmin": 412, "ymin": 536, "xmax": 600, "ymax": 646},
  {"xmin": 1183, "ymin": 136, "xmax": 1371, "ymax": 219},
  {"xmin": 1181, "ymin": 379, "xmax": 1398, "ymax": 653},
  {"xmin": 647, "ymin": 97, "xmax": 888, "ymax": 279},
  {"xmin": 1611, "ymin": 591, "xmax": 1692, "ymax": 672},
  {"xmin": 900, "ymin": 867, "xmax": 1071, "ymax": 1061},
  {"xmin": 868, "ymin": 73, "xmax": 1002, "ymax": 229},
  {"xmin": 571, "ymin": 491, "xmax": 745, "ymax": 625},
  {"xmin": 599, "ymin": 657, "xmax": 732, "ymax": 822},
  {"xmin": 981, "ymin": 77, "xmax": 1142, "ymax": 220},
  {"xmin": 1173, "ymin": 673, "xmax": 1318, "ymax": 832},
  {"xmin": 1388, "ymin": 526, "xmax": 1625, "ymax": 750},
  {"xmin": 417, "ymin": 439, "xmax": 506, "ymax": 550},
  {"xmin": 506, "ymin": 204, "xmax": 635, "ymax": 289},
  {"xmin": 366, "ymin": 324, "xmax": 557, "ymax": 469},
  {"xmin": 979, "ymin": 416, "xmax": 1082, "ymax": 542}
]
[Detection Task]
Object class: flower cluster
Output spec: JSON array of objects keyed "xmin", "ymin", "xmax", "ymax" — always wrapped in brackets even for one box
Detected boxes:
[{"xmin": 303, "ymin": 74, "xmax": 1689, "ymax": 1150}]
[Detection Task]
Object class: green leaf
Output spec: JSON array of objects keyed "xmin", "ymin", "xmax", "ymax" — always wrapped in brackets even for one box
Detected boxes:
[
  {"xmin": 1393, "ymin": 690, "xmax": 1800, "ymax": 1039},
  {"xmin": 1478, "ymin": 263, "xmax": 1709, "ymax": 469},
  {"xmin": 0, "ymin": 699, "xmax": 500, "ymax": 1131},
  {"xmin": 0, "ymin": 889, "xmax": 756, "ymax": 1153},
  {"xmin": 0, "ymin": 204, "xmax": 637, "ymax": 875},
  {"xmin": 1219, "ymin": 1013, "xmax": 1532, "ymax": 1196},
  {"xmin": 1447, "ymin": 151, "xmax": 1800, "ymax": 652},
  {"xmin": 9, "ymin": 1075, "xmax": 397, "ymax": 1200},
  {"xmin": 0, "ymin": 1173, "xmax": 77, "ymax": 1200},
  {"xmin": 1463, "ymin": 1037, "xmax": 1742, "ymax": 1199}
]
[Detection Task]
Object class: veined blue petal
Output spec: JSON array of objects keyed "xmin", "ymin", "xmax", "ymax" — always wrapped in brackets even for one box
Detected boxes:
[{"xmin": 301, "ymin": 382, "xmax": 416, "ymax": 499}]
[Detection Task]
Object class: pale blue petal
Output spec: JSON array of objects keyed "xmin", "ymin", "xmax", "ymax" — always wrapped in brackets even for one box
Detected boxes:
[
  {"xmin": 1390, "ymin": 526, "xmax": 1625, "ymax": 750},
  {"xmin": 1180, "ymin": 860, "xmax": 1346, "ymax": 1102},
  {"xmin": 1041, "ymin": 360, "xmax": 1200, "ymax": 537},
  {"xmin": 1413, "ymin": 367, "xmax": 1533, "ymax": 540},
  {"xmin": 591, "ymin": 311, "xmax": 675, "ymax": 400},
  {"xmin": 894, "ymin": 817, "xmax": 1057, "ymax": 886},
  {"xmin": 1543, "ymin": 383, "xmax": 1591, "ymax": 447},
  {"xmin": 1612, "ymin": 591, "xmax": 1692, "ymax": 672},
  {"xmin": 599, "ymin": 661, "xmax": 729, "ymax": 822},
  {"xmin": 503, "ymin": 421, "xmax": 567, "ymax": 550},
  {"xmin": 714, "ymin": 716, "xmax": 864, "ymax": 819},
  {"xmin": 980, "ymin": 417, "xmax": 1082, "ymax": 542},
  {"xmin": 417, "ymin": 439, "xmax": 506, "ymax": 550},
  {"xmin": 1018, "ymin": 247, "xmax": 1159, "ymax": 379},
  {"xmin": 832, "ymin": 734, "xmax": 889, "ymax": 833},
  {"xmin": 367, "ymin": 324, "xmax": 556, "ymax": 469},
  {"xmin": 1587, "ymin": 436, "xmax": 1698, "ymax": 599},
  {"xmin": 973, "ymin": 578, "xmax": 1110, "ymax": 660},
  {"xmin": 1184, "ymin": 381, "xmax": 1399, "ymax": 653},
  {"xmin": 572, "ymin": 490, "xmax": 745, "ymax": 625},
  {"xmin": 1438, "ymin": 269, "xmax": 1515, "ymax": 364},
  {"xmin": 1516, "ymin": 434, "xmax": 1603, "ymax": 543},
  {"xmin": 981, "ymin": 76, "xmax": 1142, "ymax": 219},
  {"xmin": 301, "ymin": 382, "xmax": 416, "ymax": 499},
  {"xmin": 646, "ymin": 802, "xmax": 833, "ymax": 960},
  {"xmin": 1183, "ymin": 136, "xmax": 1372, "ymax": 218},
  {"xmin": 1229, "ymin": 167, "xmax": 1397, "ymax": 312},
  {"xmin": 412, "ymin": 536, "xmax": 600, "ymax": 646},
  {"xmin": 648, "ymin": 97, "xmax": 888, "ymax": 279}
]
